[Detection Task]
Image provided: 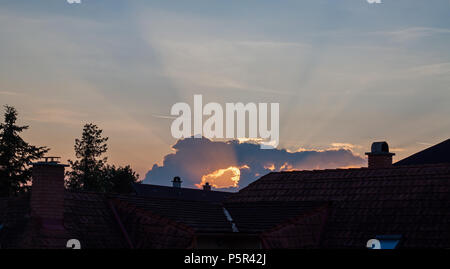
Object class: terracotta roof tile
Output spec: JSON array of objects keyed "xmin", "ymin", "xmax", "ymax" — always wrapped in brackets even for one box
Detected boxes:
[
  {"xmin": 112, "ymin": 194, "xmax": 233, "ymax": 234},
  {"xmin": 227, "ymin": 164, "xmax": 450, "ymax": 248}
]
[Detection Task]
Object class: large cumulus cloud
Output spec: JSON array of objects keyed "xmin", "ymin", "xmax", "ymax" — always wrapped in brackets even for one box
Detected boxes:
[{"xmin": 144, "ymin": 137, "xmax": 366, "ymax": 190}]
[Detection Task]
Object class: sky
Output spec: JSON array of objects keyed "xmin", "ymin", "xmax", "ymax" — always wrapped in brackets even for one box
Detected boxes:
[{"xmin": 1, "ymin": 0, "xmax": 450, "ymax": 190}]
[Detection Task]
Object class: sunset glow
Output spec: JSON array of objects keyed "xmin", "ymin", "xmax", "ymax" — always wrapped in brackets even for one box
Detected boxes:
[
  {"xmin": 264, "ymin": 163, "xmax": 276, "ymax": 171},
  {"xmin": 2, "ymin": 0, "xmax": 449, "ymax": 189},
  {"xmin": 196, "ymin": 165, "xmax": 249, "ymax": 189},
  {"xmin": 279, "ymin": 162, "xmax": 294, "ymax": 171}
]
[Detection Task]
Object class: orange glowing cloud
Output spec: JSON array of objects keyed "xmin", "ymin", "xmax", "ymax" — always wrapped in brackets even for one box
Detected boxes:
[
  {"xmin": 264, "ymin": 162, "xmax": 295, "ymax": 172},
  {"xmin": 196, "ymin": 165, "xmax": 249, "ymax": 189},
  {"xmin": 264, "ymin": 163, "xmax": 276, "ymax": 171},
  {"xmin": 145, "ymin": 137, "xmax": 365, "ymax": 189},
  {"xmin": 280, "ymin": 162, "xmax": 293, "ymax": 171}
]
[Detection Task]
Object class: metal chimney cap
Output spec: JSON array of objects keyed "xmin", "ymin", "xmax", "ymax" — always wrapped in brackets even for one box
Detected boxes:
[
  {"xmin": 366, "ymin": 141, "xmax": 395, "ymax": 156},
  {"xmin": 172, "ymin": 176, "xmax": 182, "ymax": 183},
  {"xmin": 203, "ymin": 182, "xmax": 212, "ymax": 191},
  {"xmin": 32, "ymin": 156, "xmax": 68, "ymax": 166}
]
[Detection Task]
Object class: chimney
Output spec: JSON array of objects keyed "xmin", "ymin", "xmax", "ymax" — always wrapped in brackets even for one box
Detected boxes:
[
  {"xmin": 172, "ymin": 176, "xmax": 182, "ymax": 188},
  {"xmin": 203, "ymin": 182, "xmax": 211, "ymax": 191},
  {"xmin": 365, "ymin": 142, "xmax": 395, "ymax": 169},
  {"xmin": 30, "ymin": 157, "xmax": 68, "ymax": 247}
]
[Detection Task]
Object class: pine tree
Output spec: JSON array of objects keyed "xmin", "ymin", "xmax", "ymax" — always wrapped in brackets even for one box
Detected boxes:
[
  {"xmin": 67, "ymin": 123, "xmax": 140, "ymax": 193},
  {"xmin": 66, "ymin": 123, "xmax": 109, "ymax": 192},
  {"xmin": 0, "ymin": 105, "xmax": 49, "ymax": 197}
]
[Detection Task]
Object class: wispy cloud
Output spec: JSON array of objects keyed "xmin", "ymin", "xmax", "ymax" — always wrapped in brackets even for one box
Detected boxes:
[
  {"xmin": 0, "ymin": 91, "xmax": 28, "ymax": 97},
  {"xmin": 152, "ymin": 114, "xmax": 178, "ymax": 120},
  {"xmin": 373, "ymin": 27, "xmax": 450, "ymax": 42},
  {"xmin": 417, "ymin": 142, "xmax": 434, "ymax": 146},
  {"xmin": 406, "ymin": 62, "xmax": 450, "ymax": 78},
  {"xmin": 330, "ymin": 142, "xmax": 362, "ymax": 150},
  {"xmin": 26, "ymin": 108, "xmax": 89, "ymax": 126}
]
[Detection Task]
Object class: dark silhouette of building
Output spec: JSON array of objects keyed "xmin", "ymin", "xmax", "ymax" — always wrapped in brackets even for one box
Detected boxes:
[
  {"xmin": 395, "ymin": 139, "xmax": 450, "ymax": 166},
  {"xmin": 131, "ymin": 179, "xmax": 231, "ymax": 203},
  {"xmin": 0, "ymin": 140, "xmax": 449, "ymax": 248}
]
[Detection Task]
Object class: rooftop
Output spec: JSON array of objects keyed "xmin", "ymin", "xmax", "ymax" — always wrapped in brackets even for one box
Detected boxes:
[
  {"xmin": 1, "ymin": 140, "xmax": 450, "ymax": 249},
  {"xmin": 227, "ymin": 163, "xmax": 450, "ymax": 248},
  {"xmin": 131, "ymin": 183, "xmax": 232, "ymax": 203},
  {"xmin": 395, "ymin": 139, "xmax": 450, "ymax": 166}
]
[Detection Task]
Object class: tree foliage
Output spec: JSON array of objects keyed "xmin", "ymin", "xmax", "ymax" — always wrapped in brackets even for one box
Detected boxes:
[
  {"xmin": 66, "ymin": 123, "xmax": 109, "ymax": 191},
  {"xmin": 0, "ymin": 105, "xmax": 48, "ymax": 197},
  {"xmin": 103, "ymin": 164, "xmax": 139, "ymax": 194},
  {"xmin": 66, "ymin": 123, "xmax": 139, "ymax": 193}
]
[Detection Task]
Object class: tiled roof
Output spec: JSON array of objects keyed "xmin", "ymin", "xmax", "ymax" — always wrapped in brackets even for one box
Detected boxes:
[
  {"xmin": 64, "ymin": 192, "xmax": 128, "ymax": 248},
  {"xmin": 260, "ymin": 205, "xmax": 329, "ymax": 248},
  {"xmin": 227, "ymin": 164, "xmax": 450, "ymax": 248},
  {"xmin": 2, "ymin": 163, "xmax": 448, "ymax": 248},
  {"xmin": 109, "ymin": 198, "xmax": 195, "ymax": 249},
  {"xmin": 395, "ymin": 139, "xmax": 450, "ymax": 166},
  {"xmin": 223, "ymin": 201, "xmax": 328, "ymax": 234},
  {"xmin": 0, "ymin": 198, "xmax": 8, "ymax": 224},
  {"xmin": 0, "ymin": 191, "xmax": 234, "ymax": 249},
  {"xmin": 229, "ymin": 164, "xmax": 450, "ymax": 202},
  {"xmin": 131, "ymin": 183, "xmax": 232, "ymax": 202},
  {"xmin": 0, "ymin": 196, "xmax": 30, "ymax": 248},
  {"xmin": 113, "ymin": 194, "xmax": 233, "ymax": 234},
  {"xmin": 0, "ymin": 192, "xmax": 128, "ymax": 249}
]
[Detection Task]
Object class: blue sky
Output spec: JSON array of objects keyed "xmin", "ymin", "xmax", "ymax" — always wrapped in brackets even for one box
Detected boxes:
[{"xmin": 1, "ymin": 0, "xmax": 450, "ymax": 188}]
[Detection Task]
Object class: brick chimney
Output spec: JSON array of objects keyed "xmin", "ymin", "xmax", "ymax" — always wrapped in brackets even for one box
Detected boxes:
[
  {"xmin": 172, "ymin": 176, "xmax": 182, "ymax": 188},
  {"xmin": 30, "ymin": 157, "xmax": 68, "ymax": 248},
  {"xmin": 365, "ymin": 142, "xmax": 395, "ymax": 168}
]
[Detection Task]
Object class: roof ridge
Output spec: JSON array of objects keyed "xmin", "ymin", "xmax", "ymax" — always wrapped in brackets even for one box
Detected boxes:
[
  {"xmin": 113, "ymin": 193, "xmax": 225, "ymax": 205},
  {"xmin": 133, "ymin": 183, "xmax": 233, "ymax": 194},
  {"xmin": 275, "ymin": 162, "xmax": 450, "ymax": 174},
  {"xmin": 65, "ymin": 189, "xmax": 108, "ymax": 195}
]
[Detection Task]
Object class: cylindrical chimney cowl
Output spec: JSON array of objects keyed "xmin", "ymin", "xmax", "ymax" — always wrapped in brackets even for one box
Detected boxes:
[
  {"xmin": 365, "ymin": 142, "xmax": 395, "ymax": 169},
  {"xmin": 203, "ymin": 182, "xmax": 212, "ymax": 191},
  {"xmin": 172, "ymin": 176, "xmax": 182, "ymax": 188}
]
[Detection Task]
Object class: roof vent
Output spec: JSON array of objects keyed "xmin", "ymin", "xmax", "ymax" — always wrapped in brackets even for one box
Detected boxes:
[
  {"xmin": 172, "ymin": 176, "xmax": 182, "ymax": 188},
  {"xmin": 366, "ymin": 142, "xmax": 395, "ymax": 169},
  {"xmin": 203, "ymin": 182, "xmax": 212, "ymax": 191}
]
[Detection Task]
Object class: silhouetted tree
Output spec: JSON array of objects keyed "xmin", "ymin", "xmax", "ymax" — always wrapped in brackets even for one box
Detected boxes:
[
  {"xmin": 66, "ymin": 123, "xmax": 139, "ymax": 193},
  {"xmin": 66, "ymin": 123, "xmax": 109, "ymax": 192},
  {"xmin": 103, "ymin": 164, "xmax": 139, "ymax": 194},
  {"xmin": 0, "ymin": 105, "xmax": 48, "ymax": 197}
]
